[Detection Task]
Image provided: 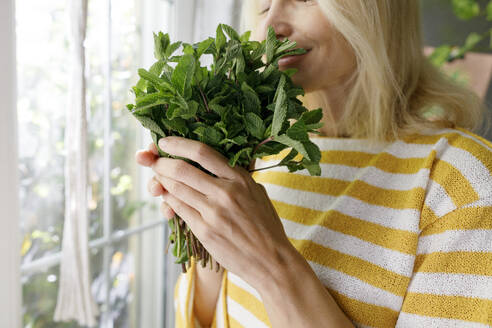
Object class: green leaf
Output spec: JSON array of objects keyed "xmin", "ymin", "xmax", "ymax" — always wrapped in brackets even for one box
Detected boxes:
[
  {"xmin": 271, "ymin": 87, "xmax": 287, "ymax": 137},
  {"xmin": 135, "ymin": 92, "xmax": 159, "ymax": 107},
  {"xmin": 451, "ymin": 0, "xmax": 480, "ymax": 20},
  {"xmin": 487, "ymin": 0, "xmax": 492, "ymax": 21},
  {"xmin": 286, "ymin": 161, "xmax": 304, "ymax": 173},
  {"xmin": 138, "ymin": 68, "xmax": 174, "ymax": 93},
  {"xmin": 236, "ymin": 51, "xmax": 246, "ymax": 76},
  {"xmin": 153, "ymin": 32, "xmax": 170, "ymax": 60},
  {"xmin": 303, "ymin": 141, "xmax": 321, "ymax": 163},
  {"xmin": 240, "ymin": 31, "xmax": 251, "ymax": 43},
  {"xmin": 193, "ymin": 125, "xmax": 224, "ymax": 147},
  {"xmin": 299, "ymin": 108, "xmax": 323, "ymax": 124},
  {"xmin": 273, "ymin": 74, "xmax": 287, "ymax": 104},
  {"xmin": 149, "ymin": 60, "xmax": 166, "ymax": 77},
  {"xmin": 301, "ymin": 158, "xmax": 321, "ymax": 176},
  {"xmin": 266, "ymin": 26, "xmax": 279, "ymax": 64},
  {"xmin": 171, "ymin": 54, "xmax": 197, "ymax": 98},
  {"xmin": 134, "ymin": 114, "xmax": 166, "ymax": 137},
  {"xmin": 256, "ymin": 85, "xmax": 275, "ymax": 93},
  {"xmin": 165, "ymin": 41, "xmax": 182, "ymax": 58},
  {"xmin": 283, "ymin": 69, "xmax": 299, "ymax": 79},
  {"xmin": 161, "ymin": 117, "xmax": 189, "ymax": 136},
  {"xmin": 305, "ymin": 122, "xmax": 324, "ymax": 132},
  {"xmin": 244, "ymin": 112, "xmax": 265, "ymax": 139},
  {"xmin": 241, "ymin": 81, "xmax": 261, "ymax": 114},
  {"xmin": 260, "ymin": 64, "xmax": 277, "ymax": 79},
  {"xmin": 278, "ymin": 148, "xmax": 299, "ymax": 165},
  {"xmin": 272, "ymin": 134, "xmax": 312, "ymax": 161},
  {"xmin": 490, "ymin": 28, "xmax": 492, "ymax": 48},
  {"xmin": 427, "ymin": 45, "xmax": 452, "ymax": 67},
  {"xmin": 168, "ymin": 99, "xmax": 199, "ymax": 120},
  {"xmin": 215, "ymin": 24, "xmax": 226, "ymax": 55},
  {"xmin": 221, "ymin": 23, "xmax": 240, "ymax": 41},
  {"xmin": 196, "ymin": 38, "xmax": 215, "ymax": 58},
  {"xmin": 275, "ymin": 39, "xmax": 297, "ymax": 55},
  {"xmin": 286, "ymin": 120, "xmax": 309, "ymax": 142},
  {"xmin": 151, "ymin": 131, "xmax": 168, "ymax": 157},
  {"xmin": 251, "ymin": 42, "xmax": 266, "ymax": 61},
  {"xmin": 462, "ymin": 32, "xmax": 483, "ymax": 52},
  {"xmin": 228, "ymin": 147, "xmax": 252, "ymax": 167}
]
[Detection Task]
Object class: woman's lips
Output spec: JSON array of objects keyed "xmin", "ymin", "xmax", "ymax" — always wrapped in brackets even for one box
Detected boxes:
[{"xmin": 278, "ymin": 49, "xmax": 311, "ymax": 67}]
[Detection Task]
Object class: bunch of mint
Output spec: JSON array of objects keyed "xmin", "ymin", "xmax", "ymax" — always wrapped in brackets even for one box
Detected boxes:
[{"xmin": 127, "ymin": 24, "xmax": 324, "ymax": 273}]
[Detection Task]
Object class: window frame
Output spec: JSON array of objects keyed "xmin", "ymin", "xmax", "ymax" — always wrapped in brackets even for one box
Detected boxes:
[{"xmin": 0, "ymin": 0, "xmax": 22, "ymax": 327}]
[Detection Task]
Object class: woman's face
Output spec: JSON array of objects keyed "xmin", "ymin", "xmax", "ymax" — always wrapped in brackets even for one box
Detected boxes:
[{"xmin": 254, "ymin": 0, "xmax": 357, "ymax": 93}]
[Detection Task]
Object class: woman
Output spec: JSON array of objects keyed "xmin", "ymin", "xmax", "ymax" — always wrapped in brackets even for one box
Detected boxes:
[{"xmin": 136, "ymin": 0, "xmax": 492, "ymax": 327}]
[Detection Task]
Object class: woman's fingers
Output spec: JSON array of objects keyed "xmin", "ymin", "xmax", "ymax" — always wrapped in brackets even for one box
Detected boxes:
[
  {"xmin": 147, "ymin": 176, "xmax": 165, "ymax": 196},
  {"xmin": 135, "ymin": 142, "xmax": 160, "ymax": 167},
  {"xmin": 160, "ymin": 201, "xmax": 175, "ymax": 220},
  {"xmin": 148, "ymin": 142, "xmax": 159, "ymax": 155},
  {"xmin": 136, "ymin": 149, "xmax": 157, "ymax": 167}
]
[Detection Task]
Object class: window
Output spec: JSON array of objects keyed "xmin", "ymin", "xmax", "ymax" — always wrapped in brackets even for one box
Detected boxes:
[{"xmin": 16, "ymin": 0, "xmax": 175, "ymax": 326}]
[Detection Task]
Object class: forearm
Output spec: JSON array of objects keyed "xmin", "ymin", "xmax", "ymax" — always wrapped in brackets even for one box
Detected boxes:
[{"xmin": 255, "ymin": 245, "xmax": 355, "ymax": 328}]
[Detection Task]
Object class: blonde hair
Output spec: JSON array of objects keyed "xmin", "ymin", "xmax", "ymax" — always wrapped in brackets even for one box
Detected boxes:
[{"xmin": 240, "ymin": 0, "xmax": 490, "ymax": 142}]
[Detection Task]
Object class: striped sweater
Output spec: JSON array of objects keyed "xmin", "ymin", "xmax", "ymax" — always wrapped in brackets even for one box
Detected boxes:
[{"xmin": 174, "ymin": 127, "xmax": 492, "ymax": 328}]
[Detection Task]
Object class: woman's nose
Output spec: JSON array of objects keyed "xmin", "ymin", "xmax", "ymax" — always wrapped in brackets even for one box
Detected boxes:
[{"xmin": 261, "ymin": 4, "xmax": 293, "ymax": 41}]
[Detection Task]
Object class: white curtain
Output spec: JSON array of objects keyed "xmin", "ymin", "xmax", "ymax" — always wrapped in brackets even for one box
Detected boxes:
[
  {"xmin": 53, "ymin": 0, "xmax": 99, "ymax": 325},
  {"xmin": 0, "ymin": 0, "xmax": 21, "ymax": 327}
]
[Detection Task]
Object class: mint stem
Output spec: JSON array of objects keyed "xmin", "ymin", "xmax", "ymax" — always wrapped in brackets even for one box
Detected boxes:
[
  {"xmin": 198, "ymin": 84, "xmax": 210, "ymax": 113},
  {"xmin": 252, "ymin": 136, "xmax": 273, "ymax": 156},
  {"xmin": 248, "ymin": 160, "xmax": 302, "ymax": 173}
]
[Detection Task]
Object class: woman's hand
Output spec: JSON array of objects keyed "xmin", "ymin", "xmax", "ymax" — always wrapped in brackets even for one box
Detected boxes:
[
  {"xmin": 135, "ymin": 142, "xmax": 177, "ymax": 219},
  {"xmin": 135, "ymin": 136, "xmax": 294, "ymax": 289}
]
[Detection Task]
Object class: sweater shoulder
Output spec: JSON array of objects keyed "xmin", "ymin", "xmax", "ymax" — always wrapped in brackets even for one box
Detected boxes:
[{"xmin": 402, "ymin": 128, "xmax": 492, "ymax": 221}]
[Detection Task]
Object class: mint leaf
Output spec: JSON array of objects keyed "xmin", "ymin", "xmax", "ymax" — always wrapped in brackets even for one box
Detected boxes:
[
  {"xmin": 299, "ymin": 108, "xmax": 323, "ymax": 124},
  {"xmin": 171, "ymin": 54, "xmax": 197, "ymax": 98},
  {"xmin": 272, "ymin": 134, "xmax": 312, "ymax": 161},
  {"xmin": 266, "ymin": 26, "xmax": 279, "ymax": 64},
  {"xmin": 138, "ymin": 68, "xmax": 174, "ymax": 93},
  {"xmin": 220, "ymin": 23, "xmax": 240, "ymax": 41},
  {"xmin": 244, "ymin": 112, "xmax": 265, "ymax": 139},
  {"xmin": 153, "ymin": 32, "xmax": 170, "ymax": 60},
  {"xmin": 271, "ymin": 84, "xmax": 287, "ymax": 136},
  {"xmin": 228, "ymin": 147, "xmax": 252, "ymax": 167},
  {"xmin": 215, "ymin": 24, "xmax": 226, "ymax": 55},
  {"xmin": 134, "ymin": 114, "xmax": 166, "ymax": 137},
  {"xmin": 165, "ymin": 41, "xmax": 182, "ymax": 58},
  {"xmin": 240, "ymin": 31, "xmax": 251, "ymax": 43},
  {"xmin": 286, "ymin": 120, "xmax": 309, "ymax": 141},
  {"xmin": 452, "ymin": 0, "xmax": 480, "ymax": 20},
  {"xmin": 301, "ymin": 158, "xmax": 321, "ymax": 176},
  {"xmin": 278, "ymin": 148, "xmax": 299, "ymax": 166},
  {"xmin": 196, "ymin": 38, "xmax": 214, "ymax": 58}
]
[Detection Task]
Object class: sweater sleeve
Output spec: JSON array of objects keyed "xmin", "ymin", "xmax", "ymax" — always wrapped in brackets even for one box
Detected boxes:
[
  {"xmin": 395, "ymin": 198, "xmax": 492, "ymax": 327},
  {"xmin": 174, "ymin": 257, "xmax": 204, "ymax": 328}
]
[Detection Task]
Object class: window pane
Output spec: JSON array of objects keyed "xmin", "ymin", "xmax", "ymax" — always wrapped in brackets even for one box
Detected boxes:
[
  {"xmin": 22, "ymin": 249, "xmax": 103, "ymax": 328},
  {"xmin": 16, "ymin": 0, "xmax": 68, "ymax": 264},
  {"xmin": 86, "ymin": 0, "xmax": 148, "ymax": 237},
  {"xmin": 110, "ymin": 0, "xmax": 145, "ymax": 232},
  {"xmin": 105, "ymin": 227, "xmax": 165, "ymax": 327},
  {"xmin": 86, "ymin": 0, "xmax": 107, "ymax": 241}
]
